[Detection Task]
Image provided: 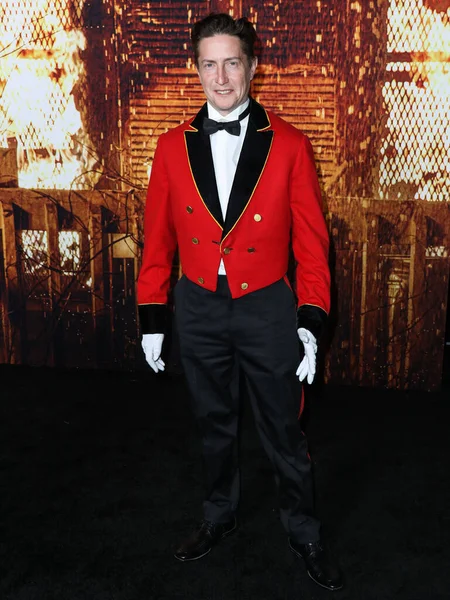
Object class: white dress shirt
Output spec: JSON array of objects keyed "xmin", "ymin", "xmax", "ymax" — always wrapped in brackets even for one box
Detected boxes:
[{"xmin": 207, "ymin": 99, "xmax": 250, "ymax": 275}]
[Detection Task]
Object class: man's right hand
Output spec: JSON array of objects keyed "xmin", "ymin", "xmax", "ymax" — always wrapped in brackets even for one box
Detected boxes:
[{"xmin": 141, "ymin": 333, "xmax": 165, "ymax": 373}]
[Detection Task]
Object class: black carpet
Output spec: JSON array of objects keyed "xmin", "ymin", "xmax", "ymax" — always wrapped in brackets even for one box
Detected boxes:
[{"xmin": 1, "ymin": 360, "xmax": 449, "ymax": 600}]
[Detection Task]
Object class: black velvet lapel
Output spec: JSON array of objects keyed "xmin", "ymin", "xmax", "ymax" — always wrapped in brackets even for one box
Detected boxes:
[
  {"xmin": 184, "ymin": 103, "xmax": 224, "ymax": 228},
  {"xmin": 222, "ymin": 98, "xmax": 273, "ymax": 239}
]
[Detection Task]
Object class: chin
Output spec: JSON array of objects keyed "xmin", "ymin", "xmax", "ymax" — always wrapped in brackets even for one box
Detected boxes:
[
  {"xmin": 213, "ymin": 94, "xmax": 237, "ymax": 108},
  {"xmin": 218, "ymin": 104, "xmax": 235, "ymax": 113}
]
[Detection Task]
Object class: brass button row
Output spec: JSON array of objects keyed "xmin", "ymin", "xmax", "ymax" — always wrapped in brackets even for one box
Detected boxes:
[
  {"xmin": 193, "ymin": 238, "xmax": 255, "ymax": 253},
  {"xmin": 188, "ymin": 206, "xmax": 260, "ymax": 222},
  {"xmin": 196, "ymin": 278, "xmax": 247, "ymax": 289}
]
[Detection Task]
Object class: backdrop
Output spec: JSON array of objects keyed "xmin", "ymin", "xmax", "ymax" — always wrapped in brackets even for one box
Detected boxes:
[{"xmin": 0, "ymin": 0, "xmax": 449, "ymax": 390}]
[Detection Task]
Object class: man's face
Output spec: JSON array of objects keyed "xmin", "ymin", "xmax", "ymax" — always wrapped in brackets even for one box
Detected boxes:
[{"xmin": 197, "ymin": 34, "xmax": 257, "ymax": 116}]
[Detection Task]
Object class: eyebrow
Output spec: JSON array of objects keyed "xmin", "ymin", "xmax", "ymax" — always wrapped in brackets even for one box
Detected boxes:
[{"xmin": 201, "ymin": 56, "xmax": 242, "ymax": 64}]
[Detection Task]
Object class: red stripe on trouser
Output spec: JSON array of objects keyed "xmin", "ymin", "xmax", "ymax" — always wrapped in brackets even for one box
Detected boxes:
[
  {"xmin": 298, "ymin": 386, "xmax": 305, "ymax": 418},
  {"xmin": 298, "ymin": 387, "xmax": 311, "ymax": 460}
]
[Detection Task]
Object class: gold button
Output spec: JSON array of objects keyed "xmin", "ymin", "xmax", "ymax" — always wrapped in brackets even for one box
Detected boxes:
[
  {"xmin": 241, "ymin": 282, "xmax": 249, "ymax": 290},
  {"xmin": 192, "ymin": 237, "xmax": 199, "ymax": 244},
  {"xmin": 247, "ymin": 247, "xmax": 255, "ymax": 253},
  {"xmin": 223, "ymin": 247, "xmax": 231, "ymax": 255},
  {"xmin": 198, "ymin": 277, "xmax": 204, "ymax": 284},
  {"xmin": 186, "ymin": 206, "xmax": 193, "ymax": 213},
  {"xmin": 253, "ymin": 214, "xmax": 262, "ymax": 222}
]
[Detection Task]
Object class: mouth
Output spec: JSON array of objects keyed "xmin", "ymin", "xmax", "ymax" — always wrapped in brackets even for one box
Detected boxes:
[{"xmin": 214, "ymin": 90, "xmax": 233, "ymax": 96}]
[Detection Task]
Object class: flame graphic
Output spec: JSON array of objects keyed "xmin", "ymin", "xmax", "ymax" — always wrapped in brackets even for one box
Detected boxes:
[{"xmin": 0, "ymin": 1, "xmax": 101, "ymax": 189}]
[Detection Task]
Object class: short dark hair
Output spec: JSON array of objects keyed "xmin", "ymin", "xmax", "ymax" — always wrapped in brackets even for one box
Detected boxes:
[{"xmin": 191, "ymin": 13, "xmax": 258, "ymax": 65}]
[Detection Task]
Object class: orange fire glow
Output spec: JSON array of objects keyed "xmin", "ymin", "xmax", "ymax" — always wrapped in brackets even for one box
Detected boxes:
[
  {"xmin": 0, "ymin": 1, "xmax": 100, "ymax": 189},
  {"xmin": 380, "ymin": 0, "xmax": 450, "ymax": 201}
]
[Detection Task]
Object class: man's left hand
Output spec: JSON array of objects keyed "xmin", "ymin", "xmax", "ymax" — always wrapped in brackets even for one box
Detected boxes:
[{"xmin": 296, "ymin": 328, "xmax": 318, "ymax": 384}]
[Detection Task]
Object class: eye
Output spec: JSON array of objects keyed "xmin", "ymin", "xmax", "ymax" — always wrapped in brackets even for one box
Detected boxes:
[
  {"xmin": 203, "ymin": 62, "xmax": 214, "ymax": 70},
  {"xmin": 228, "ymin": 60, "xmax": 239, "ymax": 67}
]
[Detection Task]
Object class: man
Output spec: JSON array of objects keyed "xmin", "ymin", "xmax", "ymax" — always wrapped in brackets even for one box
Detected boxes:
[{"xmin": 137, "ymin": 13, "xmax": 343, "ymax": 592}]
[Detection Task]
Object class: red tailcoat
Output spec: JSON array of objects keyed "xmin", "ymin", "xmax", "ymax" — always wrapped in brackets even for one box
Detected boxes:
[{"xmin": 137, "ymin": 99, "xmax": 330, "ymax": 337}]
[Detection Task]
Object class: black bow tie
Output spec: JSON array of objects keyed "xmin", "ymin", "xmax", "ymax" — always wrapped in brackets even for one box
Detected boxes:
[{"xmin": 203, "ymin": 104, "xmax": 251, "ymax": 136}]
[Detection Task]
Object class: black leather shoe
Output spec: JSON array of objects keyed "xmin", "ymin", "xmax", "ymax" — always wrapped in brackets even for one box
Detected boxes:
[
  {"xmin": 174, "ymin": 517, "xmax": 237, "ymax": 562},
  {"xmin": 289, "ymin": 539, "xmax": 344, "ymax": 591}
]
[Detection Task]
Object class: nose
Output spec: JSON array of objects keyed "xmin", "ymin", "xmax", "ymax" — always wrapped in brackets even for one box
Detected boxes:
[{"xmin": 215, "ymin": 64, "xmax": 228, "ymax": 85}]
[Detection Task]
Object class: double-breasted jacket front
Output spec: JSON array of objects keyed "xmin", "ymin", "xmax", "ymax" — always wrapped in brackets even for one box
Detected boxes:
[{"xmin": 137, "ymin": 98, "xmax": 331, "ymax": 338}]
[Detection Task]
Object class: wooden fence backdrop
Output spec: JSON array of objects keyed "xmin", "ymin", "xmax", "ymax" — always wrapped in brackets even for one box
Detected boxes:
[
  {"xmin": 0, "ymin": 189, "xmax": 144, "ymax": 371},
  {"xmin": 0, "ymin": 189, "xmax": 448, "ymax": 391}
]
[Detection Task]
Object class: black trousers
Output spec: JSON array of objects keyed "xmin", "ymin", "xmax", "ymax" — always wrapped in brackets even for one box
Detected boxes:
[{"xmin": 174, "ymin": 275, "xmax": 320, "ymax": 544}]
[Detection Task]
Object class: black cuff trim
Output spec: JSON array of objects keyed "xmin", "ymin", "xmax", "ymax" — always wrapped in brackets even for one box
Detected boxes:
[
  {"xmin": 138, "ymin": 304, "xmax": 170, "ymax": 334},
  {"xmin": 296, "ymin": 305, "xmax": 328, "ymax": 341}
]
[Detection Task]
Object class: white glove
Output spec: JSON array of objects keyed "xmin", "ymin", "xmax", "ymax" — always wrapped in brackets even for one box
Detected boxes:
[
  {"xmin": 296, "ymin": 328, "xmax": 318, "ymax": 384},
  {"xmin": 141, "ymin": 333, "xmax": 165, "ymax": 373}
]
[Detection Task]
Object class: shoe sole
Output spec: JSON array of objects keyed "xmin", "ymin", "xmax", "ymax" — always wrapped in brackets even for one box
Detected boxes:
[
  {"xmin": 289, "ymin": 541, "xmax": 344, "ymax": 592},
  {"xmin": 174, "ymin": 521, "xmax": 237, "ymax": 562}
]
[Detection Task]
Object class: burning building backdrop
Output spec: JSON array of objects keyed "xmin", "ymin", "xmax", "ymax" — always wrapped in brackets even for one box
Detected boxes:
[{"xmin": 0, "ymin": 0, "xmax": 449, "ymax": 390}]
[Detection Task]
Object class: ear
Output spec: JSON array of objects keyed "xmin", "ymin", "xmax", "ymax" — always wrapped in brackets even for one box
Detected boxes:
[{"xmin": 250, "ymin": 57, "xmax": 258, "ymax": 80}]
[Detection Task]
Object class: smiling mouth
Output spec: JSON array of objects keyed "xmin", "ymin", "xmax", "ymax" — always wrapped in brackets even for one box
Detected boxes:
[{"xmin": 215, "ymin": 90, "xmax": 233, "ymax": 95}]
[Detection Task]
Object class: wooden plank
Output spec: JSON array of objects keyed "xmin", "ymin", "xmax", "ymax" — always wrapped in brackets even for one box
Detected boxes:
[
  {"xmin": 44, "ymin": 201, "xmax": 61, "ymax": 367},
  {"xmin": 0, "ymin": 148, "xmax": 18, "ymax": 188},
  {"xmin": 89, "ymin": 204, "xmax": 108, "ymax": 368},
  {"xmin": 0, "ymin": 201, "xmax": 21, "ymax": 363}
]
